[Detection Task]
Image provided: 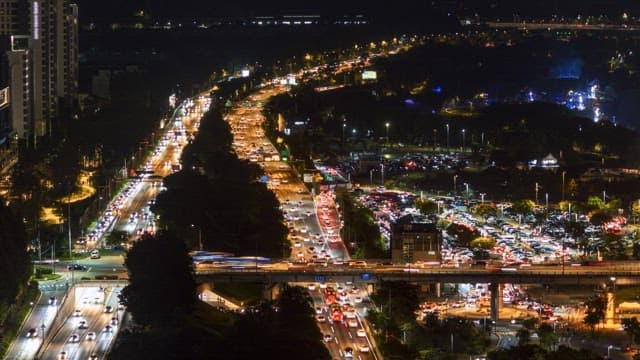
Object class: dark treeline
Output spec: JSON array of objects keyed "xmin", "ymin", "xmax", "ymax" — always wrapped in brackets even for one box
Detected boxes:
[
  {"xmin": 151, "ymin": 104, "xmax": 288, "ymax": 257},
  {"xmin": 112, "ymin": 231, "xmax": 329, "ymax": 360}
]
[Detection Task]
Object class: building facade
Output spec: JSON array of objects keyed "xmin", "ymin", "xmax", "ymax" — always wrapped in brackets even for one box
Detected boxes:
[
  {"xmin": 391, "ymin": 214, "xmax": 442, "ymax": 264},
  {"xmin": 0, "ymin": 0, "xmax": 78, "ymax": 148}
]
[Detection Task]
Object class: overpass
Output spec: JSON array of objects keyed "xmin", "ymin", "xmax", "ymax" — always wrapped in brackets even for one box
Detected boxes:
[{"xmin": 194, "ymin": 264, "xmax": 640, "ymax": 321}]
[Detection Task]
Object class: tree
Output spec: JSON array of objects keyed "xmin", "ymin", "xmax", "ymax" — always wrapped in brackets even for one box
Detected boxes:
[
  {"xmin": 512, "ymin": 199, "xmax": 535, "ymax": 215},
  {"xmin": 516, "ymin": 328, "xmax": 531, "ymax": 346},
  {"xmin": 475, "ymin": 203, "xmax": 497, "ymax": 217},
  {"xmin": 120, "ymin": 231, "xmax": 197, "ymax": 326},
  {"xmin": 446, "ymin": 222, "xmax": 480, "ymax": 247},
  {"xmin": 536, "ymin": 322, "xmax": 557, "ymax": 350},
  {"xmin": 0, "ymin": 199, "xmax": 31, "ymax": 309},
  {"xmin": 470, "ymin": 236, "xmax": 496, "ymax": 250},
  {"xmin": 622, "ymin": 317, "xmax": 640, "ymax": 345},
  {"xmin": 415, "ymin": 198, "xmax": 438, "ymax": 215},
  {"xmin": 583, "ymin": 295, "xmax": 606, "ymax": 336}
]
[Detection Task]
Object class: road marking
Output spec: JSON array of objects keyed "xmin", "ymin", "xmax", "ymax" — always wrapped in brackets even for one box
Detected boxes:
[
  {"xmin": 335, "ymin": 337, "xmax": 339, "ymax": 344},
  {"xmin": 348, "ymin": 332, "xmax": 352, "ymax": 339},
  {"xmin": 331, "ymin": 326, "xmax": 335, "ymax": 333}
]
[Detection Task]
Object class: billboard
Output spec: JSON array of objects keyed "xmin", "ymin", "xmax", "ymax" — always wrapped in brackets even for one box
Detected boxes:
[
  {"xmin": 362, "ymin": 70, "xmax": 377, "ymax": 80},
  {"xmin": 241, "ymin": 69, "xmax": 250, "ymax": 77}
]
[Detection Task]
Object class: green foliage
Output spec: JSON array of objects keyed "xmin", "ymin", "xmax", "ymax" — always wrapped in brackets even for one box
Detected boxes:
[
  {"xmin": 336, "ymin": 189, "xmax": 387, "ymax": 258},
  {"xmin": 120, "ymin": 231, "xmax": 197, "ymax": 326},
  {"xmin": 536, "ymin": 322, "xmax": 557, "ymax": 350},
  {"xmin": 512, "ymin": 199, "xmax": 535, "ymax": 215},
  {"xmin": 474, "ymin": 203, "xmax": 497, "ymax": 217},
  {"xmin": 152, "ymin": 107, "xmax": 288, "ymax": 257},
  {"xmin": 516, "ymin": 328, "xmax": 531, "ymax": 346},
  {"xmin": 446, "ymin": 222, "xmax": 480, "ymax": 247},
  {"xmin": 415, "ymin": 198, "xmax": 438, "ymax": 215},
  {"xmin": 622, "ymin": 317, "xmax": 640, "ymax": 344},
  {"xmin": 228, "ymin": 285, "xmax": 330, "ymax": 360},
  {"xmin": 583, "ymin": 295, "xmax": 606, "ymax": 335},
  {"xmin": 0, "ymin": 200, "xmax": 32, "ymax": 309},
  {"xmin": 470, "ymin": 236, "xmax": 496, "ymax": 250}
]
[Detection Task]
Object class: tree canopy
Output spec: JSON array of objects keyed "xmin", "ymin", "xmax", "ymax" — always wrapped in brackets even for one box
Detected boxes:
[{"xmin": 120, "ymin": 231, "xmax": 198, "ymax": 326}]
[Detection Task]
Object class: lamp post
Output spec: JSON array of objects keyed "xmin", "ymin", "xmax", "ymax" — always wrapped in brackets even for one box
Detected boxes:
[
  {"xmin": 608, "ymin": 345, "xmax": 613, "ymax": 359},
  {"xmin": 380, "ymin": 163, "xmax": 385, "ymax": 186},
  {"xmin": 446, "ymin": 123, "xmax": 450, "ymax": 151},
  {"xmin": 461, "ymin": 129, "xmax": 466, "ymax": 151},
  {"xmin": 433, "ymin": 129, "xmax": 437, "ymax": 150},
  {"xmin": 453, "ymin": 175, "xmax": 458, "ymax": 195},
  {"xmin": 385, "ymin": 122, "xmax": 390, "ymax": 145},
  {"xmin": 369, "ymin": 169, "xmax": 375, "ymax": 185},
  {"xmin": 545, "ymin": 193, "xmax": 549, "ymax": 210},
  {"xmin": 342, "ymin": 122, "xmax": 346, "ymax": 145},
  {"xmin": 480, "ymin": 193, "xmax": 486, "ymax": 204},
  {"xmin": 561, "ymin": 171, "xmax": 566, "ymax": 201},
  {"xmin": 464, "ymin": 183, "xmax": 469, "ymax": 199},
  {"xmin": 191, "ymin": 224, "xmax": 203, "ymax": 251},
  {"xmin": 535, "ymin": 182, "xmax": 539, "ymax": 205}
]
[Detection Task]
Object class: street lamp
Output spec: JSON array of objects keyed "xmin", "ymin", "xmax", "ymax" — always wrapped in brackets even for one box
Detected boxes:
[
  {"xmin": 446, "ymin": 123, "xmax": 450, "ymax": 151},
  {"xmin": 464, "ymin": 183, "xmax": 469, "ymax": 199},
  {"xmin": 191, "ymin": 224, "xmax": 203, "ymax": 251},
  {"xmin": 480, "ymin": 193, "xmax": 486, "ymax": 203},
  {"xmin": 461, "ymin": 129, "xmax": 466, "ymax": 150},
  {"xmin": 453, "ymin": 175, "xmax": 458, "ymax": 195},
  {"xmin": 561, "ymin": 171, "xmax": 566, "ymax": 201},
  {"xmin": 535, "ymin": 182, "xmax": 539, "ymax": 205},
  {"xmin": 608, "ymin": 344, "xmax": 614, "ymax": 359},
  {"xmin": 385, "ymin": 122, "xmax": 390, "ymax": 145},
  {"xmin": 369, "ymin": 168, "xmax": 376, "ymax": 186}
]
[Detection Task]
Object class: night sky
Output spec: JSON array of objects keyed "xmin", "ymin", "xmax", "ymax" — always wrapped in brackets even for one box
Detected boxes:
[{"xmin": 74, "ymin": 0, "xmax": 640, "ymax": 22}]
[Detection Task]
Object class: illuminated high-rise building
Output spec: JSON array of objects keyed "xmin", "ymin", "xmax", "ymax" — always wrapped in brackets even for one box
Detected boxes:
[{"xmin": 0, "ymin": 0, "xmax": 78, "ymax": 149}]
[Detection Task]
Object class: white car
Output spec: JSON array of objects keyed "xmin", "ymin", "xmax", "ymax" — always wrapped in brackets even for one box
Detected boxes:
[
  {"xmin": 358, "ymin": 343, "xmax": 370, "ymax": 353},
  {"xmin": 73, "ymin": 309, "xmax": 82, "ymax": 317},
  {"xmin": 356, "ymin": 329, "xmax": 367, "ymax": 337},
  {"xmin": 68, "ymin": 334, "xmax": 80, "ymax": 343},
  {"xmin": 316, "ymin": 315, "xmax": 326, "ymax": 323},
  {"xmin": 308, "ymin": 284, "xmax": 316, "ymax": 291},
  {"xmin": 347, "ymin": 319, "xmax": 358, "ymax": 328},
  {"xmin": 86, "ymin": 332, "xmax": 96, "ymax": 341},
  {"xmin": 319, "ymin": 283, "xmax": 327, "ymax": 289}
]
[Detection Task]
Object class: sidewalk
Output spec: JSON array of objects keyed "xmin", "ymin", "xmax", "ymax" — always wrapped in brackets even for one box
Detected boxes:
[{"xmin": 199, "ymin": 289, "xmax": 242, "ymax": 311}]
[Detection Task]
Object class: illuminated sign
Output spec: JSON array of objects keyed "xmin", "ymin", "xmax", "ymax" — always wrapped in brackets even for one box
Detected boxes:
[
  {"xmin": 362, "ymin": 70, "xmax": 377, "ymax": 80},
  {"xmin": 0, "ymin": 87, "xmax": 8, "ymax": 108},
  {"xmin": 241, "ymin": 69, "xmax": 250, "ymax": 77},
  {"xmin": 168, "ymin": 93, "xmax": 177, "ymax": 108}
]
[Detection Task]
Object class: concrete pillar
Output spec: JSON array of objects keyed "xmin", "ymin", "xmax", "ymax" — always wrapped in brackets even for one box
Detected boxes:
[
  {"xmin": 435, "ymin": 282, "xmax": 441, "ymax": 298},
  {"xmin": 490, "ymin": 282, "xmax": 502, "ymax": 322}
]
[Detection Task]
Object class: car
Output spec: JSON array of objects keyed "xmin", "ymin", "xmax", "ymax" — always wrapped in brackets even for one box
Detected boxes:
[
  {"xmin": 78, "ymin": 320, "xmax": 88, "ymax": 329},
  {"xmin": 315, "ymin": 307, "xmax": 323, "ymax": 315},
  {"xmin": 344, "ymin": 347, "xmax": 354, "ymax": 358},
  {"xmin": 354, "ymin": 296, "xmax": 363, "ymax": 304},
  {"xmin": 58, "ymin": 351, "xmax": 68, "ymax": 360},
  {"xmin": 90, "ymin": 252, "xmax": 101, "ymax": 259},
  {"xmin": 316, "ymin": 315, "xmax": 326, "ymax": 322},
  {"xmin": 86, "ymin": 332, "xmax": 96, "ymax": 341},
  {"xmin": 68, "ymin": 333, "xmax": 80, "ymax": 343},
  {"xmin": 358, "ymin": 342, "xmax": 370, "ymax": 353},
  {"xmin": 104, "ymin": 305, "xmax": 113, "ymax": 313},
  {"xmin": 68, "ymin": 264, "xmax": 87, "ymax": 271},
  {"xmin": 88, "ymin": 353, "xmax": 98, "ymax": 360},
  {"xmin": 347, "ymin": 319, "xmax": 358, "ymax": 328},
  {"xmin": 308, "ymin": 283, "xmax": 317, "ymax": 291},
  {"xmin": 319, "ymin": 283, "xmax": 327, "ymax": 289},
  {"xmin": 110, "ymin": 317, "xmax": 119, "ymax": 326},
  {"xmin": 73, "ymin": 309, "xmax": 82, "ymax": 317},
  {"xmin": 26, "ymin": 328, "xmax": 38, "ymax": 338},
  {"xmin": 48, "ymin": 296, "xmax": 57, "ymax": 305},
  {"xmin": 356, "ymin": 329, "xmax": 367, "ymax": 337},
  {"xmin": 323, "ymin": 334, "xmax": 332, "ymax": 342},
  {"xmin": 104, "ymin": 325, "xmax": 113, "ymax": 333}
]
